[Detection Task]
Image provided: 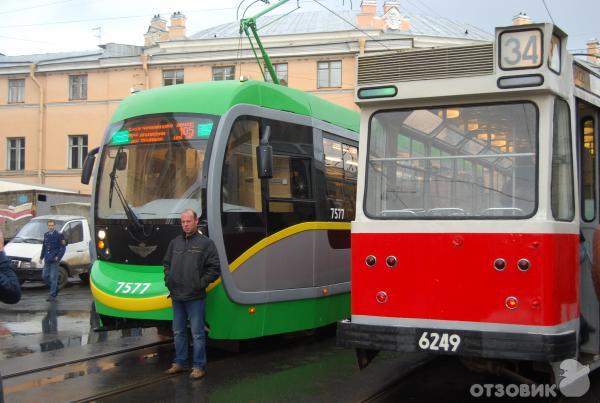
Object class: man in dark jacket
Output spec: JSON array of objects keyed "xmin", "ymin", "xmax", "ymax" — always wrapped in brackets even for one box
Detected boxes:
[
  {"xmin": 40, "ymin": 219, "xmax": 66, "ymax": 302},
  {"xmin": 163, "ymin": 209, "xmax": 221, "ymax": 380},
  {"xmin": 0, "ymin": 229, "xmax": 22, "ymax": 403}
]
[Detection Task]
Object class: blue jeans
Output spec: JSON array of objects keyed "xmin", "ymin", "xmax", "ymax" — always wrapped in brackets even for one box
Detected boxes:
[
  {"xmin": 172, "ymin": 298, "xmax": 206, "ymax": 369},
  {"xmin": 42, "ymin": 260, "xmax": 59, "ymax": 298}
]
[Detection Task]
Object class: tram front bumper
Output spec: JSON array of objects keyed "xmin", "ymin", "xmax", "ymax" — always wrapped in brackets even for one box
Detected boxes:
[{"xmin": 337, "ymin": 319, "xmax": 576, "ymax": 362}]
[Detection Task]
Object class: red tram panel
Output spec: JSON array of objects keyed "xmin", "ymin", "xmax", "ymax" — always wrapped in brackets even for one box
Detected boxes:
[{"xmin": 351, "ymin": 232, "xmax": 579, "ymax": 326}]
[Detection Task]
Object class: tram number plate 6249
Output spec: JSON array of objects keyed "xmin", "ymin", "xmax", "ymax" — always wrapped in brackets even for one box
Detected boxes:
[{"xmin": 417, "ymin": 331, "xmax": 461, "ymax": 352}]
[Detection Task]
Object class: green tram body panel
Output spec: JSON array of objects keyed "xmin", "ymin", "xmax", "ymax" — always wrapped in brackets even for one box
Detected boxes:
[
  {"xmin": 91, "ymin": 260, "xmax": 350, "ymax": 340},
  {"xmin": 110, "ymin": 80, "xmax": 359, "ymax": 133},
  {"xmin": 93, "ymin": 80, "xmax": 358, "ymax": 339}
]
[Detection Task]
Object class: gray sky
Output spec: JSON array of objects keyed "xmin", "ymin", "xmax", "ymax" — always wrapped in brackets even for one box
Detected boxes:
[{"xmin": 0, "ymin": 0, "xmax": 597, "ymax": 56}]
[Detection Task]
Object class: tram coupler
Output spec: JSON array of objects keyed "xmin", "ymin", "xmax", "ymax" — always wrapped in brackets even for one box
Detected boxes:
[{"xmin": 356, "ymin": 348, "xmax": 379, "ymax": 370}]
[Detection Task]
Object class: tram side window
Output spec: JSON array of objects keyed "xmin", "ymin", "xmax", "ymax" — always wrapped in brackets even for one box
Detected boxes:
[
  {"xmin": 581, "ymin": 118, "xmax": 596, "ymax": 221},
  {"xmin": 222, "ymin": 118, "xmax": 262, "ymax": 212},
  {"xmin": 323, "ymin": 137, "xmax": 357, "ymax": 219},
  {"xmin": 267, "ymin": 119, "xmax": 314, "ymax": 216},
  {"xmin": 551, "ymin": 98, "xmax": 575, "ymax": 221}
]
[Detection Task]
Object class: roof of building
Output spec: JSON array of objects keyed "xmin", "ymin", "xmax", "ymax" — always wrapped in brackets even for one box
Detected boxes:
[
  {"xmin": 0, "ymin": 180, "xmax": 80, "ymax": 194},
  {"xmin": 0, "ymin": 9, "xmax": 490, "ymax": 65},
  {"xmin": 190, "ymin": 9, "xmax": 491, "ymax": 41},
  {"xmin": 0, "ymin": 44, "xmax": 143, "ymax": 67}
]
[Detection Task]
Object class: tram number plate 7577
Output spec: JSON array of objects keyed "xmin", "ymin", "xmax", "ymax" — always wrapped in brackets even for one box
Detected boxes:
[{"xmin": 417, "ymin": 331, "xmax": 461, "ymax": 352}]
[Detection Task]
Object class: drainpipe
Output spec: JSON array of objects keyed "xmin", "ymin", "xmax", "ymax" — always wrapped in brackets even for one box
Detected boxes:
[
  {"xmin": 29, "ymin": 64, "xmax": 44, "ymax": 184},
  {"xmin": 142, "ymin": 54, "xmax": 150, "ymax": 89}
]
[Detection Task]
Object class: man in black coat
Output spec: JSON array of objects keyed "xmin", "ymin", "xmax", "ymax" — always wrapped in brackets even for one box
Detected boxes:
[
  {"xmin": 40, "ymin": 219, "xmax": 66, "ymax": 302},
  {"xmin": 0, "ymin": 229, "xmax": 22, "ymax": 403},
  {"xmin": 163, "ymin": 209, "xmax": 221, "ymax": 380}
]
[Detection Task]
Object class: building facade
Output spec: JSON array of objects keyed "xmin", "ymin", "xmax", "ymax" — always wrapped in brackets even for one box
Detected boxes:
[{"xmin": 0, "ymin": 1, "xmax": 491, "ymax": 192}]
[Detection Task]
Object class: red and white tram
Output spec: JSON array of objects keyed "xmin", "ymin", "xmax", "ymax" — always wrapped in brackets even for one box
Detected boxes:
[{"xmin": 337, "ymin": 21, "xmax": 600, "ymax": 373}]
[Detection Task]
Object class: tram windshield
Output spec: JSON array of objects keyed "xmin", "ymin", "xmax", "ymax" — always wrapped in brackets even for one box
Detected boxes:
[
  {"xmin": 96, "ymin": 114, "xmax": 216, "ymax": 220},
  {"xmin": 365, "ymin": 102, "xmax": 537, "ymax": 219}
]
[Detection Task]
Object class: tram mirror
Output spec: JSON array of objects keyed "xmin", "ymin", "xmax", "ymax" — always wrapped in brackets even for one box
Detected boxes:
[
  {"xmin": 81, "ymin": 147, "xmax": 99, "ymax": 185},
  {"xmin": 257, "ymin": 125, "xmax": 273, "ymax": 179},
  {"xmin": 115, "ymin": 150, "xmax": 128, "ymax": 171}
]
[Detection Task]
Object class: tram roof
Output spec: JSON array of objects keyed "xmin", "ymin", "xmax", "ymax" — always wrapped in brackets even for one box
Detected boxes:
[{"xmin": 111, "ymin": 80, "xmax": 359, "ymax": 133}]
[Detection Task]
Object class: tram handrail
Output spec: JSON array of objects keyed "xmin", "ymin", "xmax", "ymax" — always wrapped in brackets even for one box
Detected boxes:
[{"xmin": 370, "ymin": 152, "xmax": 535, "ymax": 162}]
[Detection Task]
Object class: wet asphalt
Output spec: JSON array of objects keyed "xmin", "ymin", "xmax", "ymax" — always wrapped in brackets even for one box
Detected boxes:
[{"xmin": 2, "ymin": 281, "xmax": 600, "ymax": 402}]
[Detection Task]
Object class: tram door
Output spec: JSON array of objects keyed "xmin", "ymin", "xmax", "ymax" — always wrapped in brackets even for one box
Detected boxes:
[
  {"xmin": 577, "ymin": 98, "xmax": 600, "ymax": 354},
  {"xmin": 221, "ymin": 115, "xmax": 317, "ymax": 292}
]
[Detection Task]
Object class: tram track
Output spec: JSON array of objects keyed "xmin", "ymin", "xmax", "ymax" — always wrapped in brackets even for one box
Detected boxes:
[{"xmin": 3, "ymin": 338, "xmax": 173, "ymax": 380}]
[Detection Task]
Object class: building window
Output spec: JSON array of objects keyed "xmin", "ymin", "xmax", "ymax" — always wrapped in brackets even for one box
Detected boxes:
[
  {"xmin": 7, "ymin": 137, "xmax": 25, "ymax": 171},
  {"xmin": 317, "ymin": 61, "xmax": 342, "ymax": 88},
  {"xmin": 8, "ymin": 79, "xmax": 24, "ymax": 103},
  {"xmin": 212, "ymin": 66, "xmax": 235, "ymax": 81},
  {"xmin": 69, "ymin": 75, "xmax": 87, "ymax": 100},
  {"xmin": 163, "ymin": 69, "xmax": 184, "ymax": 86},
  {"xmin": 68, "ymin": 135, "xmax": 88, "ymax": 169},
  {"xmin": 264, "ymin": 63, "xmax": 288, "ymax": 86}
]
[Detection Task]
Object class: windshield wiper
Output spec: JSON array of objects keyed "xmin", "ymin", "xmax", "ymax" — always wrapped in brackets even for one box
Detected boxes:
[
  {"xmin": 109, "ymin": 170, "xmax": 144, "ymax": 232},
  {"xmin": 108, "ymin": 147, "xmax": 122, "ymax": 209}
]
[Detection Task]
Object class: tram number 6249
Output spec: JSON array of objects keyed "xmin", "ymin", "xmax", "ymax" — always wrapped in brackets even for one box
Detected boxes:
[{"xmin": 418, "ymin": 332, "xmax": 461, "ymax": 352}]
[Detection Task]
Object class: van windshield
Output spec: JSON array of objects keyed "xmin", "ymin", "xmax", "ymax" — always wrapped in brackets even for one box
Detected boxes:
[{"xmin": 12, "ymin": 220, "xmax": 66, "ymax": 243}]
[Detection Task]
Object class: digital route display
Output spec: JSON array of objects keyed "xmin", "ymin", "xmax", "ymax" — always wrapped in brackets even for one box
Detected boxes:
[{"xmin": 110, "ymin": 119, "xmax": 214, "ymax": 145}]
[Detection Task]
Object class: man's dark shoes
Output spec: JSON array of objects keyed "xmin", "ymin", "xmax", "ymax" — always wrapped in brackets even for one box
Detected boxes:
[
  {"xmin": 190, "ymin": 368, "xmax": 205, "ymax": 380},
  {"xmin": 165, "ymin": 363, "xmax": 187, "ymax": 374},
  {"xmin": 46, "ymin": 296, "xmax": 56, "ymax": 302}
]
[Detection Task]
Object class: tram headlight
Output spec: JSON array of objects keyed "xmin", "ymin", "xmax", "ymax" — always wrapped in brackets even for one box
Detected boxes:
[
  {"xmin": 98, "ymin": 230, "xmax": 106, "ymax": 240},
  {"xmin": 98, "ymin": 240, "xmax": 105, "ymax": 249},
  {"xmin": 505, "ymin": 296, "xmax": 518, "ymax": 310},
  {"xmin": 386, "ymin": 256, "xmax": 397, "ymax": 268},
  {"xmin": 365, "ymin": 255, "xmax": 377, "ymax": 267}
]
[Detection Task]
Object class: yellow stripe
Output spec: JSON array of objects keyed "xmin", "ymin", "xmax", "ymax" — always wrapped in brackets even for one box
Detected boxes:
[
  {"xmin": 90, "ymin": 277, "xmax": 172, "ymax": 311},
  {"xmin": 229, "ymin": 221, "xmax": 350, "ymax": 272},
  {"xmin": 92, "ymin": 221, "xmax": 349, "ymax": 312}
]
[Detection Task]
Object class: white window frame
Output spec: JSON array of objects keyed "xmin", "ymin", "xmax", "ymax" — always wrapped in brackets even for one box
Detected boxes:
[
  {"xmin": 162, "ymin": 69, "xmax": 184, "ymax": 86},
  {"xmin": 69, "ymin": 74, "xmax": 88, "ymax": 100},
  {"xmin": 317, "ymin": 60, "xmax": 342, "ymax": 88},
  {"xmin": 8, "ymin": 79, "xmax": 25, "ymax": 103},
  {"xmin": 264, "ymin": 63, "xmax": 288, "ymax": 86},
  {"xmin": 7, "ymin": 137, "xmax": 25, "ymax": 171},
  {"xmin": 68, "ymin": 135, "xmax": 88, "ymax": 169},
  {"xmin": 212, "ymin": 66, "xmax": 236, "ymax": 81}
]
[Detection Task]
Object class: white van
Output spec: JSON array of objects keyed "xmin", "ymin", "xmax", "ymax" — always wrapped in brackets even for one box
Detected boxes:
[{"xmin": 5, "ymin": 215, "xmax": 92, "ymax": 289}]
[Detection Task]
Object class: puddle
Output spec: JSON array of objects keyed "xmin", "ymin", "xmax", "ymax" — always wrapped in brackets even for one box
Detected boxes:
[{"xmin": 0, "ymin": 305, "xmax": 158, "ymax": 359}]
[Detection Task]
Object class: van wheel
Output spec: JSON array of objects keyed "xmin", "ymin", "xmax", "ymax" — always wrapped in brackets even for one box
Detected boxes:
[
  {"xmin": 58, "ymin": 266, "xmax": 69, "ymax": 290},
  {"xmin": 79, "ymin": 272, "xmax": 90, "ymax": 284}
]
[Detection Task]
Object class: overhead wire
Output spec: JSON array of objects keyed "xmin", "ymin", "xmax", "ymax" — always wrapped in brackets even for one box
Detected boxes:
[
  {"xmin": 541, "ymin": 0, "xmax": 556, "ymax": 25},
  {"xmin": 0, "ymin": 0, "xmax": 79, "ymax": 15}
]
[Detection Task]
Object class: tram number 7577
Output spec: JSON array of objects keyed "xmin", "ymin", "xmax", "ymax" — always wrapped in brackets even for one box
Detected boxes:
[
  {"xmin": 418, "ymin": 332, "xmax": 461, "ymax": 352},
  {"xmin": 115, "ymin": 282, "xmax": 152, "ymax": 295}
]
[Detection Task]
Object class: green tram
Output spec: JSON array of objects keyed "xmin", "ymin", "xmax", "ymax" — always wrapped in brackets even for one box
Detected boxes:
[{"xmin": 82, "ymin": 79, "xmax": 359, "ymax": 339}]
